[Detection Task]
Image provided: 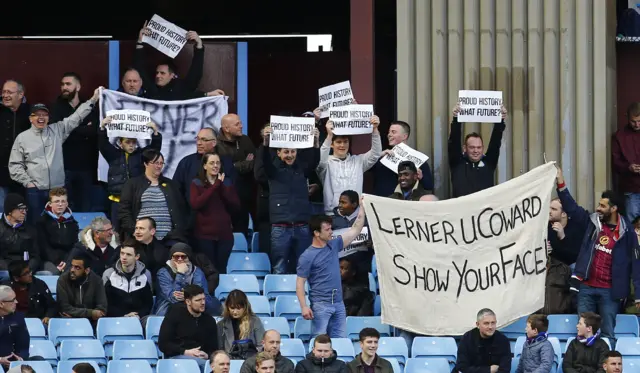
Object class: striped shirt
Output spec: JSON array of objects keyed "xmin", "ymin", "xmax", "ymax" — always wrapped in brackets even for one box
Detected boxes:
[{"xmin": 138, "ymin": 185, "xmax": 172, "ymax": 240}]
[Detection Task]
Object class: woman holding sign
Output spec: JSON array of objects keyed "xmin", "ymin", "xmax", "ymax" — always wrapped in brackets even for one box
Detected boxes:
[{"xmin": 190, "ymin": 153, "xmax": 240, "ymax": 274}]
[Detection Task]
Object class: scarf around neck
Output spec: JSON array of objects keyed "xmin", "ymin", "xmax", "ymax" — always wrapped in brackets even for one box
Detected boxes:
[
  {"xmin": 577, "ymin": 329, "xmax": 600, "ymax": 346},
  {"xmin": 526, "ymin": 331, "xmax": 548, "ymax": 345}
]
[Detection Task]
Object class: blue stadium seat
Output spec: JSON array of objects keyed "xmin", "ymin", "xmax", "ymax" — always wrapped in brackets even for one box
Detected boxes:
[
  {"xmin": 251, "ymin": 232, "xmax": 260, "ymax": 252},
  {"xmin": 60, "ymin": 339, "xmax": 107, "ymax": 367},
  {"xmin": 57, "ymin": 360, "xmax": 101, "ymax": 373},
  {"xmin": 368, "ymin": 273, "xmax": 377, "ymax": 293},
  {"xmin": 378, "ymin": 337, "xmax": 409, "ymax": 365},
  {"xmin": 26, "ymin": 318, "xmax": 47, "ymax": 340},
  {"xmin": 248, "ymin": 295, "xmax": 272, "ymax": 317},
  {"xmin": 264, "ymin": 275, "xmax": 307, "ymax": 312},
  {"xmin": 35, "ymin": 271, "xmax": 53, "ymax": 276},
  {"xmin": 371, "ymin": 255, "xmax": 377, "ymax": 278},
  {"xmin": 97, "ymin": 317, "xmax": 144, "ymax": 357},
  {"xmin": 374, "ymin": 295, "xmax": 381, "ymax": 316},
  {"xmin": 548, "ymin": 315, "xmax": 579, "ymax": 344},
  {"xmin": 37, "ymin": 275, "xmax": 59, "ymax": 296},
  {"xmin": 248, "ymin": 214, "xmax": 254, "ymax": 233},
  {"xmin": 615, "ymin": 337, "xmax": 640, "ymax": 356},
  {"xmin": 215, "ymin": 274, "xmax": 260, "ymax": 300},
  {"xmin": 275, "ymin": 295, "xmax": 310, "ymax": 331},
  {"xmin": 309, "ymin": 337, "xmax": 355, "ymax": 361},
  {"xmin": 145, "ymin": 316, "xmax": 164, "ymax": 342},
  {"xmin": 75, "ymin": 212, "xmax": 107, "ymax": 230},
  {"xmin": 293, "ymin": 317, "xmax": 313, "ymax": 342},
  {"xmin": 233, "ymin": 232, "xmax": 249, "ymax": 252},
  {"xmin": 386, "ymin": 358, "xmax": 402, "ymax": 373},
  {"xmin": 48, "ymin": 318, "xmax": 95, "ymax": 346},
  {"xmin": 157, "ymin": 359, "xmax": 200, "ymax": 373},
  {"xmin": 411, "ymin": 337, "xmax": 457, "ymax": 365},
  {"xmin": 616, "ymin": 314, "xmax": 640, "ymax": 338},
  {"xmin": 346, "ymin": 317, "xmax": 392, "ymax": 341},
  {"xmin": 260, "ymin": 317, "xmax": 291, "ymax": 338},
  {"xmin": 106, "ymin": 360, "xmax": 153, "ymax": 373},
  {"xmin": 231, "ymin": 359, "xmax": 244, "ymax": 373},
  {"xmin": 0, "ymin": 270, "xmax": 9, "ymax": 282},
  {"xmin": 511, "ymin": 357, "xmax": 519, "ymax": 373},
  {"xmin": 280, "ymin": 338, "xmax": 306, "ymax": 361},
  {"xmin": 623, "ymin": 357, "xmax": 640, "ymax": 372},
  {"xmin": 112, "ymin": 340, "xmax": 159, "ymax": 365},
  {"xmin": 29, "ymin": 340, "xmax": 58, "ymax": 366},
  {"xmin": 404, "ymin": 357, "xmax": 450, "ymax": 373},
  {"xmin": 227, "ymin": 253, "xmax": 270, "ymax": 277},
  {"xmin": 497, "ymin": 316, "xmax": 528, "ymax": 350},
  {"xmin": 9, "ymin": 361, "xmax": 54, "ymax": 373}
]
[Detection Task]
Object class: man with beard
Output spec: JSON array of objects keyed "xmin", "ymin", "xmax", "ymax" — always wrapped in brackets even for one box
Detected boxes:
[
  {"xmin": 569, "ymin": 189, "xmax": 640, "ymax": 340},
  {"xmin": 56, "ymin": 253, "xmax": 107, "ymax": 326},
  {"xmin": 50, "ymin": 73, "xmax": 99, "ymax": 212}
]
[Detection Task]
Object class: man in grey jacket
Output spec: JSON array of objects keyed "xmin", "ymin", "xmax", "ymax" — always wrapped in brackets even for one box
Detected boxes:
[{"xmin": 9, "ymin": 87, "xmax": 101, "ymax": 223}]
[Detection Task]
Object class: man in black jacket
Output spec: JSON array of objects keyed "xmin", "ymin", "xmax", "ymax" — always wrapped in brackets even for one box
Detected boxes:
[
  {"xmin": 0, "ymin": 194, "xmax": 40, "ymax": 271},
  {"xmin": 158, "ymin": 284, "xmax": 219, "ymax": 371},
  {"xmin": 448, "ymin": 104, "xmax": 507, "ymax": 198},
  {"xmin": 2, "ymin": 260, "xmax": 57, "ymax": 325},
  {"xmin": 49, "ymin": 72, "xmax": 99, "ymax": 212},
  {"xmin": 295, "ymin": 334, "xmax": 348, "ymax": 373},
  {"xmin": 453, "ymin": 308, "xmax": 511, "ymax": 373}
]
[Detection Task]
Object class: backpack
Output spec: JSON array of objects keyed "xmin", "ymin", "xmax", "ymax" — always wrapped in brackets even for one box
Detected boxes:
[{"xmin": 618, "ymin": 8, "xmax": 640, "ymax": 37}]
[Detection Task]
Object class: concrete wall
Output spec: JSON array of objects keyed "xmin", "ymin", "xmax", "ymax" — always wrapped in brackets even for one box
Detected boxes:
[{"xmin": 396, "ymin": 0, "xmax": 617, "ymax": 210}]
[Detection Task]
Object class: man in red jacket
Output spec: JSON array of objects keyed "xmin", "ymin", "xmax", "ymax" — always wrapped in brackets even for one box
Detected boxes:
[{"xmin": 612, "ymin": 102, "xmax": 640, "ymax": 223}]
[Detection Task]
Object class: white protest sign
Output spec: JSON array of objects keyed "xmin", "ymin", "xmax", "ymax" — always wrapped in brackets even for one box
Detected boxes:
[
  {"xmin": 363, "ymin": 162, "xmax": 557, "ymax": 336},
  {"xmin": 457, "ymin": 90, "xmax": 503, "ymax": 123},
  {"xmin": 269, "ymin": 116, "xmax": 315, "ymax": 149},
  {"xmin": 380, "ymin": 143, "xmax": 429, "ymax": 173},
  {"xmin": 98, "ymin": 89, "xmax": 228, "ymax": 180},
  {"xmin": 329, "ymin": 104, "xmax": 374, "ymax": 135},
  {"xmin": 318, "ymin": 81, "xmax": 355, "ymax": 119},
  {"xmin": 105, "ymin": 109, "xmax": 152, "ymax": 140},
  {"xmin": 142, "ymin": 14, "xmax": 188, "ymax": 58},
  {"xmin": 333, "ymin": 227, "xmax": 370, "ymax": 258}
]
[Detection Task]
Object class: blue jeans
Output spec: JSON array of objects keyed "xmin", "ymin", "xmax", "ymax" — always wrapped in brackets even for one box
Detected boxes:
[
  {"xmin": 625, "ymin": 193, "xmax": 640, "ymax": 223},
  {"xmin": 0, "ymin": 186, "xmax": 8, "ymax": 213},
  {"xmin": 270, "ymin": 224, "xmax": 311, "ymax": 274},
  {"xmin": 170, "ymin": 355, "xmax": 207, "ymax": 373},
  {"xmin": 312, "ymin": 301, "xmax": 347, "ymax": 338},
  {"xmin": 65, "ymin": 170, "xmax": 93, "ymax": 212},
  {"xmin": 577, "ymin": 284, "xmax": 620, "ymax": 340},
  {"xmin": 25, "ymin": 187, "xmax": 50, "ymax": 225}
]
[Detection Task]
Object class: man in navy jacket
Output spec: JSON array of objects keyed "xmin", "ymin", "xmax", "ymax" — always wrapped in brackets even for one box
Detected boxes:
[
  {"xmin": 568, "ymin": 186, "xmax": 640, "ymax": 340},
  {"xmin": 0, "ymin": 285, "xmax": 29, "ymax": 368}
]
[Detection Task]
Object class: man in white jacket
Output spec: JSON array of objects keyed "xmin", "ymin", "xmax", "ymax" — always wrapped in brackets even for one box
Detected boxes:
[
  {"xmin": 317, "ymin": 116, "xmax": 381, "ymax": 215},
  {"xmin": 9, "ymin": 87, "xmax": 101, "ymax": 224}
]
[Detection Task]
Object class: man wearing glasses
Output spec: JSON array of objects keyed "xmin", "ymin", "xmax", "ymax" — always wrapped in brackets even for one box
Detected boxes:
[
  {"xmin": 8, "ymin": 87, "xmax": 102, "ymax": 224},
  {"xmin": 1, "ymin": 260, "xmax": 57, "ymax": 326},
  {"xmin": 0, "ymin": 194, "xmax": 40, "ymax": 272},
  {"xmin": 65, "ymin": 216, "xmax": 117, "ymax": 277},
  {"xmin": 0, "ymin": 285, "xmax": 30, "ymax": 369},
  {"xmin": 173, "ymin": 127, "xmax": 236, "ymax": 211}
]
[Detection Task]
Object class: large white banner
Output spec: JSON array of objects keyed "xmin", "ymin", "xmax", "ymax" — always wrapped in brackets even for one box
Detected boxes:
[
  {"xmin": 363, "ymin": 162, "xmax": 557, "ymax": 336},
  {"xmin": 98, "ymin": 89, "xmax": 228, "ymax": 181}
]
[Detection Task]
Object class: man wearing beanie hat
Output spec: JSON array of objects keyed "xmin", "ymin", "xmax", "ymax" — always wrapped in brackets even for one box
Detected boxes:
[
  {"xmin": 154, "ymin": 242, "xmax": 219, "ymax": 316},
  {"xmin": 389, "ymin": 161, "xmax": 430, "ymax": 201},
  {"xmin": 0, "ymin": 193, "xmax": 40, "ymax": 271}
]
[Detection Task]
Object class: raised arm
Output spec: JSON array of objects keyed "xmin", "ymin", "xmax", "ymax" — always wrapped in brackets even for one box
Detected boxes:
[
  {"xmin": 447, "ymin": 105, "xmax": 464, "ymax": 167},
  {"xmin": 317, "ymin": 121, "xmax": 334, "ymax": 174},
  {"xmin": 483, "ymin": 106, "xmax": 507, "ymax": 167},
  {"xmin": 52, "ymin": 88, "xmax": 100, "ymax": 141},
  {"xmin": 361, "ymin": 115, "xmax": 382, "ymax": 171},
  {"xmin": 98, "ymin": 117, "xmax": 121, "ymax": 162},
  {"xmin": 340, "ymin": 199, "xmax": 366, "ymax": 247},
  {"xmin": 183, "ymin": 31, "xmax": 205, "ymax": 93}
]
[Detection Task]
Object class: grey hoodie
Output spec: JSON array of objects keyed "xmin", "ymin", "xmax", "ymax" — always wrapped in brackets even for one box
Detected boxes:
[{"xmin": 8, "ymin": 99, "xmax": 95, "ymax": 189}]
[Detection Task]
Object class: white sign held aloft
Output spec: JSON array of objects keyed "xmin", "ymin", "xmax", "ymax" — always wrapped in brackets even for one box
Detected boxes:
[
  {"xmin": 363, "ymin": 162, "xmax": 557, "ymax": 336},
  {"xmin": 329, "ymin": 104, "xmax": 374, "ymax": 135},
  {"xmin": 457, "ymin": 90, "xmax": 503, "ymax": 123},
  {"xmin": 380, "ymin": 143, "xmax": 429, "ymax": 173},
  {"xmin": 318, "ymin": 81, "xmax": 355, "ymax": 119},
  {"xmin": 105, "ymin": 109, "xmax": 152, "ymax": 140},
  {"xmin": 142, "ymin": 14, "xmax": 188, "ymax": 58},
  {"xmin": 98, "ymin": 89, "xmax": 228, "ymax": 181},
  {"xmin": 333, "ymin": 227, "xmax": 370, "ymax": 258},
  {"xmin": 269, "ymin": 116, "xmax": 315, "ymax": 149}
]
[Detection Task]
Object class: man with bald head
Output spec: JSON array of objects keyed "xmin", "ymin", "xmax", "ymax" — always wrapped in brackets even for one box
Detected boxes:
[
  {"xmin": 120, "ymin": 68, "xmax": 148, "ymax": 97},
  {"xmin": 240, "ymin": 330, "xmax": 294, "ymax": 373},
  {"xmin": 173, "ymin": 127, "xmax": 236, "ymax": 209},
  {"xmin": 217, "ymin": 113, "xmax": 256, "ymax": 233},
  {"xmin": 0, "ymin": 80, "xmax": 31, "ymax": 212},
  {"xmin": 210, "ymin": 351, "xmax": 231, "ymax": 373}
]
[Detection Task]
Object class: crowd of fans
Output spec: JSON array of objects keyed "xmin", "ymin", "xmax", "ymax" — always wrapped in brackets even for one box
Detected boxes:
[{"xmin": 1, "ymin": 22, "xmax": 640, "ymax": 373}]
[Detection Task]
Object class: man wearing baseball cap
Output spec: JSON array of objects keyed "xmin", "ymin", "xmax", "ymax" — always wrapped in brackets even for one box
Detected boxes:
[
  {"xmin": 8, "ymin": 87, "xmax": 102, "ymax": 224},
  {"xmin": 0, "ymin": 193, "xmax": 40, "ymax": 271},
  {"xmin": 389, "ymin": 161, "xmax": 430, "ymax": 201}
]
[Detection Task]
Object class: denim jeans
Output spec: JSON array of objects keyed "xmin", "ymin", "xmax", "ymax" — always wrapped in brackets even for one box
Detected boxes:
[
  {"xmin": 270, "ymin": 224, "xmax": 311, "ymax": 274},
  {"xmin": 312, "ymin": 301, "xmax": 347, "ymax": 338},
  {"xmin": 25, "ymin": 187, "xmax": 50, "ymax": 225},
  {"xmin": 0, "ymin": 186, "xmax": 8, "ymax": 214},
  {"xmin": 65, "ymin": 170, "xmax": 93, "ymax": 212},
  {"xmin": 577, "ymin": 284, "xmax": 620, "ymax": 340},
  {"xmin": 625, "ymin": 193, "xmax": 640, "ymax": 223},
  {"xmin": 170, "ymin": 355, "xmax": 207, "ymax": 373}
]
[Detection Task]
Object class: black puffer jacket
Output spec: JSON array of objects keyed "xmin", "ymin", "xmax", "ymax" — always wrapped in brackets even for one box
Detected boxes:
[
  {"xmin": 0, "ymin": 216, "xmax": 40, "ymax": 271},
  {"xmin": 295, "ymin": 351, "xmax": 349, "ymax": 373},
  {"xmin": 562, "ymin": 338, "xmax": 609, "ymax": 373},
  {"xmin": 98, "ymin": 128, "xmax": 162, "ymax": 197}
]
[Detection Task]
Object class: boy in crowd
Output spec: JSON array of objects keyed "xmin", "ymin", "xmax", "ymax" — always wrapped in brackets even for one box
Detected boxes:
[
  {"xmin": 563, "ymin": 312, "xmax": 610, "ymax": 372},
  {"xmin": 515, "ymin": 314, "xmax": 554, "ymax": 373}
]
